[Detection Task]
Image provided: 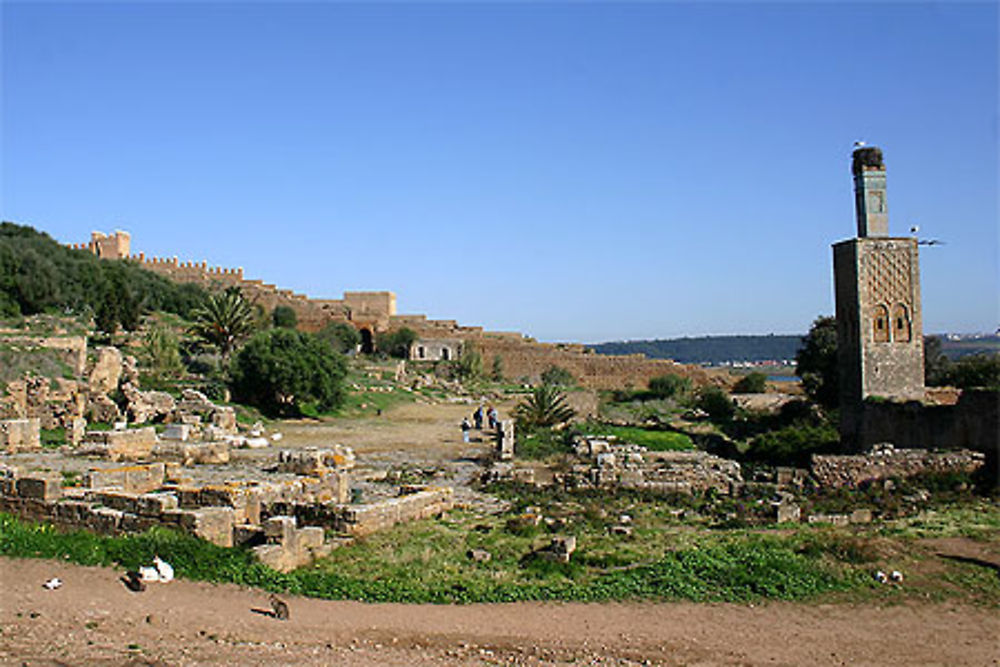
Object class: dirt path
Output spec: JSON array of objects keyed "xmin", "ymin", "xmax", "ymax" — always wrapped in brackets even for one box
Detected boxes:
[{"xmin": 2, "ymin": 557, "xmax": 997, "ymax": 666}]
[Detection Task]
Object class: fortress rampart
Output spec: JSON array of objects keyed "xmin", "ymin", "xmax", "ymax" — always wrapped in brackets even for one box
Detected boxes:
[{"xmin": 71, "ymin": 231, "xmax": 731, "ymax": 390}]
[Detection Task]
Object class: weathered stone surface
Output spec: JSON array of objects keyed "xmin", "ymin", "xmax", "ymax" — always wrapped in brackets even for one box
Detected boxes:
[
  {"xmin": 163, "ymin": 507, "xmax": 235, "ymax": 547},
  {"xmin": 811, "ymin": 447, "xmax": 985, "ymax": 488},
  {"xmin": 122, "ymin": 384, "xmax": 176, "ymax": 424},
  {"xmin": 497, "ymin": 420, "xmax": 515, "ymax": 461},
  {"xmin": 83, "ymin": 427, "xmax": 156, "ymax": 461},
  {"xmin": 16, "ymin": 474, "xmax": 61, "ymax": 501},
  {"xmin": 86, "ymin": 463, "xmax": 166, "ymax": 494},
  {"xmin": 86, "ymin": 393, "xmax": 121, "ymax": 424},
  {"xmin": 0, "ymin": 418, "xmax": 41, "ymax": 453},
  {"xmin": 276, "ymin": 446, "xmax": 356, "ymax": 475},
  {"xmin": 153, "ymin": 441, "xmax": 230, "ymax": 465},
  {"xmin": 88, "ymin": 347, "xmax": 123, "ymax": 394},
  {"xmin": 264, "ymin": 515, "xmax": 297, "ymax": 544},
  {"xmin": 775, "ymin": 502, "xmax": 801, "ymax": 524}
]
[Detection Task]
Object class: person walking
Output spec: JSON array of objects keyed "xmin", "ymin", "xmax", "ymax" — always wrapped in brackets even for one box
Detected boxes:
[
  {"xmin": 461, "ymin": 417, "xmax": 471, "ymax": 443},
  {"xmin": 473, "ymin": 406, "xmax": 484, "ymax": 430}
]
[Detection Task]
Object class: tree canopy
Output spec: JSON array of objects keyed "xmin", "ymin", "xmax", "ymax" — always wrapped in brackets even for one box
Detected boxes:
[
  {"xmin": 229, "ymin": 329, "xmax": 347, "ymax": 417},
  {"xmin": 0, "ymin": 222, "xmax": 206, "ymax": 328},
  {"xmin": 795, "ymin": 316, "xmax": 839, "ymax": 409}
]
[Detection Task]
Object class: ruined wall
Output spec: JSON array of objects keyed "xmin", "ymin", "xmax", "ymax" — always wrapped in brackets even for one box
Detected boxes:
[
  {"xmin": 71, "ymin": 231, "xmax": 730, "ymax": 389},
  {"xmin": 464, "ymin": 335, "xmax": 729, "ymax": 390},
  {"xmin": 811, "ymin": 446, "xmax": 986, "ymax": 488},
  {"xmin": 853, "ymin": 389, "xmax": 1000, "ymax": 482}
]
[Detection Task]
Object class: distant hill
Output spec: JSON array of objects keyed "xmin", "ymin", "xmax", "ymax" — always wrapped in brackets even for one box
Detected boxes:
[
  {"xmin": 590, "ymin": 335, "xmax": 802, "ymax": 366},
  {"xmin": 590, "ymin": 333, "xmax": 1000, "ymax": 366}
]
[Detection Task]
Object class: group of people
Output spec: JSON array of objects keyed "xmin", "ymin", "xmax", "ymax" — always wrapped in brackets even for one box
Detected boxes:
[{"xmin": 461, "ymin": 404, "xmax": 500, "ymax": 443}]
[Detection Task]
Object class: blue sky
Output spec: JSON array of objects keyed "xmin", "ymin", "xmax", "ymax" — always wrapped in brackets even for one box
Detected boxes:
[{"xmin": 2, "ymin": 2, "xmax": 996, "ymax": 342}]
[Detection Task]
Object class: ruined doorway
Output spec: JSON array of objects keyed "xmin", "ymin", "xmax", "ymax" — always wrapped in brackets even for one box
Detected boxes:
[{"xmin": 360, "ymin": 328, "xmax": 374, "ymax": 354}]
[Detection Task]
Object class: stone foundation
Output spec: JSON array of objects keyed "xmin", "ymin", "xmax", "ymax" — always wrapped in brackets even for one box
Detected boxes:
[
  {"xmin": 0, "ymin": 418, "xmax": 41, "ymax": 453},
  {"xmin": 811, "ymin": 445, "xmax": 985, "ymax": 488}
]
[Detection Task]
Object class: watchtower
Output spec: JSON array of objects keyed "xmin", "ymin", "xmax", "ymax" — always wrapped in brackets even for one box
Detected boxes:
[{"xmin": 833, "ymin": 146, "xmax": 924, "ymax": 446}]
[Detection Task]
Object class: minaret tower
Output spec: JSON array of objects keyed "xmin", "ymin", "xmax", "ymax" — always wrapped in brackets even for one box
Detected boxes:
[{"xmin": 833, "ymin": 146, "xmax": 925, "ymax": 447}]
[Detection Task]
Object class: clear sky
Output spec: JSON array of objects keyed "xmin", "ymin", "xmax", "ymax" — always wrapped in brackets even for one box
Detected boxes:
[{"xmin": 2, "ymin": 1, "xmax": 996, "ymax": 342}]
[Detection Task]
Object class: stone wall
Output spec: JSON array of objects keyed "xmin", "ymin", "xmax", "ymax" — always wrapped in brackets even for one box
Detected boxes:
[
  {"xmin": 811, "ymin": 445, "xmax": 985, "ymax": 488},
  {"xmin": 73, "ymin": 230, "xmax": 731, "ymax": 390},
  {"xmin": 0, "ymin": 418, "xmax": 40, "ymax": 453}
]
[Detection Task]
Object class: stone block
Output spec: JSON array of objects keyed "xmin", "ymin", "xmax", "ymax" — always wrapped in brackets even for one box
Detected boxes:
[
  {"xmin": 252, "ymin": 544, "xmax": 298, "ymax": 573},
  {"xmin": 88, "ymin": 506, "xmax": 125, "ymax": 533},
  {"xmin": 162, "ymin": 424, "xmax": 191, "ymax": 441},
  {"xmin": 16, "ymin": 475, "xmax": 61, "ymax": 502},
  {"xmin": 153, "ymin": 441, "xmax": 229, "ymax": 465},
  {"xmin": 850, "ymin": 508, "xmax": 873, "ymax": 524},
  {"xmin": 775, "ymin": 502, "xmax": 801, "ymax": 524},
  {"xmin": 233, "ymin": 524, "xmax": 266, "ymax": 547},
  {"xmin": 54, "ymin": 500, "xmax": 92, "ymax": 523},
  {"xmin": 166, "ymin": 507, "xmax": 235, "ymax": 547},
  {"xmin": 264, "ymin": 515, "xmax": 297, "ymax": 545},
  {"xmin": 84, "ymin": 427, "xmax": 156, "ymax": 461},
  {"xmin": 1, "ymin": 418, "xmax": 41, "ymax": 453},
  {"xmin": 86, "ymin": 462, "xmax": 165, "ymax": 494},
  {"xmin": 297, "ymin": 526, "xmax": 325, "ymax": 551}
]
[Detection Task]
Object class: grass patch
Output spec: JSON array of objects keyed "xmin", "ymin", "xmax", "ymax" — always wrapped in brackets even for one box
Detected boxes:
[{"xmin": 580, "ymin": 422, "xmax": 694, "ymax": 451}]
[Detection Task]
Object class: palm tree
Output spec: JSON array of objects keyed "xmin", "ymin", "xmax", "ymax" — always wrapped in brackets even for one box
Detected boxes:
[
  {"xmin": 514, "ymin": 384, "xmax": 576, "ymax": 430},
  {"xmin": 189, "ymin": 287, "xmax": 257, "ymax": 360}
]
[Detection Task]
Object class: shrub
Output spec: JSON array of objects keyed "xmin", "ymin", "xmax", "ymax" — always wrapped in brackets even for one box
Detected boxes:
[
  {"xmin": 458, "ymin": 344, "xmax": 483, "ymax": 381},
  {"xmin": 317, "ymin": 322, "xmax": 361, "ymax": 354},
  {"xmin": 733, "ymin": 372, "xmax": 768, "ymax": 394},
  {"xmin": 540, "ymin": 365, "xmax": 576, "ymax": 387},
  {"xmin": 271, "ymin": 305, "xmax": 298, "ymax": 329},
  {"xmin": 696, "ymin": 386, "xmax": 735, "ymax": 423},
  {"xmin": 230, "ymin": 329, "xmax": 347, "ymax": 417},
  {"xmin": 375, "ymin": 327, "xmax": 417, "ymax": 359},
  {"xmin": 648, "ymin": 374, "xmax": 691, "ymax": 400}
]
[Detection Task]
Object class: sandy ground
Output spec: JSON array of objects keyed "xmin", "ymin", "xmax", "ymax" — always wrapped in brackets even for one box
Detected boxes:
[{"xmin": 2, "ymin": 557, "xmax": 998, "ymax": 666}]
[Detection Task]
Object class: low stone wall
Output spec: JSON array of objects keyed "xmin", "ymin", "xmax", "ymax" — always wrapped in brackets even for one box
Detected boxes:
[
  {"xmin": 0, "ymin": 418, "xmax": 41, "ymax": 453},
  {"xmin": 82, "ymin": 427, "xmax": 157, "ymax": 461},
  {"xmin": 811, "ymin": 446, "xmax": 986, "ymax": 488},
  {"xmin": 338, "ymin": 487, "xmax": 454, "ymax": 536},
  {"xmin": 560, "ymin": 438, "xmax": 743, "ymax": 495}
]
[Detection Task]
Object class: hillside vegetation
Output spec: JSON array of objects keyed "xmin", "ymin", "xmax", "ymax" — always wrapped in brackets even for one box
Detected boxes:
[{"xmin": 0, "ymin": 222, "xmax": 206, "ymax": 330}]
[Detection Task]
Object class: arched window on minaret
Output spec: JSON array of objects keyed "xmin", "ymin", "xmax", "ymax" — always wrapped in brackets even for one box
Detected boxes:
[
  {"xmin": 892, "ymin": 303, "xmax": 911, "ymax": 343},
  {"xmin": 873, "ymin": 304, "xmax": 890, "ymax": 343}
]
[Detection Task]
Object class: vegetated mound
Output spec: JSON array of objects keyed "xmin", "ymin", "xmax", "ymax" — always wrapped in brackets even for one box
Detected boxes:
[
  {"xmin": 0, "ymin": 222, "xmax": 206, "ymax": 325},
  {"xmin": 590, "ymin": 335, "xmax": 802, "ymax": 365}
]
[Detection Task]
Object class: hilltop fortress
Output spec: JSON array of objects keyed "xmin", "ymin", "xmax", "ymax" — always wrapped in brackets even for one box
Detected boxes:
[{"xmin": 71, "ymin": 231, "xmax": 725, "ymax": 390}]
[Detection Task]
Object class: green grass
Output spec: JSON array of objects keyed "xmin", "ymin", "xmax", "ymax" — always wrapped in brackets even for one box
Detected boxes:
[
  {"xmin": 0, "ymin": 510, "xmax": 852, "ymax": 604},
  {"xmin": 3, "ymin": 495, "xmax": 997, "ymax": 606},
  {"xmin": 579, "ymin": 422, "xmax": 694, "ymax": 451}
]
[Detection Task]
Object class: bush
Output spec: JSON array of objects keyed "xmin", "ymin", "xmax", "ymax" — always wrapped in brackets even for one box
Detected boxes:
[
  {"xmin": 317, "ymin": 322, "xmax": 361, "ymax": 354},
  {"xmin": 540, "ymin": 365, "xmax": 576, "ymax": 387},
  {"xmin": 375, "ymin": 327, "xmax": 417, "ymax": 359},
  {"xmin": 648, "ymin": 374, "xmax": 691, "ymax": 400},
  {"xmin": 696, "ymin": 386, "xmax": 735, "ymax": 423},
  {"xmin": 230, "ymin": 329, "xmax": 347, "ymax": 417},
  {"xmin": 458, "ymin": 344, "xmax": 483, "ymax": 381},
  {"xmin": 733, "ymin": 372, "xmax": 768, "ymax": 394},
  {"xmin": 271, "ymin": 305, "xmax": 298, "ymax": 329},
  {"xmin": 743, "ymin": 422, "xmax": 840, "ymax": 466}
]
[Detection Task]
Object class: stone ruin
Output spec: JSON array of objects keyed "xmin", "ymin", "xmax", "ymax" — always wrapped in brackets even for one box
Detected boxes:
[
  {"xmin": 563, "ymin": 436, "xmax": 744, "ymax": 496},
  {"xmin": 811, "ymin": 443, "xmax": 985, "ymax": 489},
  {"xmin": 0, "ymin": 444, "xmax": 454, "ymax": 573}
]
